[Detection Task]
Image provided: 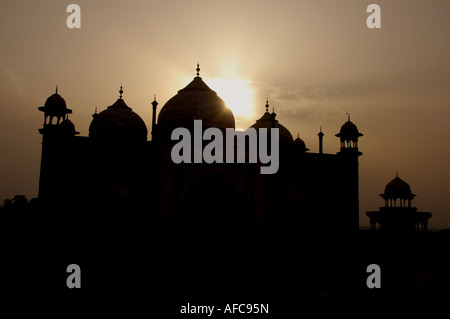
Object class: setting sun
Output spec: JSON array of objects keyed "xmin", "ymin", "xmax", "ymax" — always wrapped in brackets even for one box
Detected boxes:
[{"xmin": 208, "ymin": 78, "xmax": 254, "ymax": 118}]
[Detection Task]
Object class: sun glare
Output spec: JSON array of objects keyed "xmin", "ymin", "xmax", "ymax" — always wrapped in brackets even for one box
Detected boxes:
[{"xmin": 208, "ymin": 78, "xmax": 254, "ymax": 118}]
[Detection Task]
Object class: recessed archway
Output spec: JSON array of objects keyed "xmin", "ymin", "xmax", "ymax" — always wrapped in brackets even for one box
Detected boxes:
[{"xmin": 180, "ymin": 174, "xmax": 245, "ymax": 268}]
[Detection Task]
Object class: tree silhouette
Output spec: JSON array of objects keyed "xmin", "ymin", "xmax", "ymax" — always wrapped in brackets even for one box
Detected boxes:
[{"xmin": 0, "ymin": 195, "xmax": 29, "ymax": 213}]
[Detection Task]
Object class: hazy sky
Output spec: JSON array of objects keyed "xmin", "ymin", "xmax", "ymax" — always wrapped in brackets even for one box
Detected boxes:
[{"xmin": 0, "ymin": 0, "xmax": 449, "ymax": 229}]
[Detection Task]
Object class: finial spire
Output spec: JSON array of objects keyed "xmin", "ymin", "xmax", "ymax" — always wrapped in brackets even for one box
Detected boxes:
[
  {"xmin": 151, "ymin": 94, "xmax": 158, "ymax": 107},
  {"xmin": 55, "ymin": 85, "xmax": 58, "ymax": 93},
  {"xmin": 297, "ymin": 132, "xmax": 300, "ymax": 139},
  {"xmin": 346, "ymin": 112, "xmax": 350, "ymax": 121},
  {"xmin": 265, "ymin": 99, "xmax": 269, "ymax": 112},
  {"xmin": 196, "ymin": 63, "xmax": 200, "ymax": 77},
  {"xmin": 119, "ymin": 85, "xmax": 123, "ymax": 99},
  {"xmin": 95, "ymin": 107, "xmax": 97, "ymax": 114},
  {"xmin": 318, "ymin": 126, "xmax": 324, "ymax": 137},
  {"xmin": 396, "ymin": 171, "xmax": 399, "ymax": 178}
]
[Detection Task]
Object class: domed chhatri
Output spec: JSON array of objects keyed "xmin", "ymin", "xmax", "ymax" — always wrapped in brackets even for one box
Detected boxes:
[
  {"xmin": 45, "ymin": 92, "xmax": 66, "ymax": 113},
  {"xmin": 89, "ymin": 86, "xmax": 148, "ymax": 142},
  {"xmin": 250, "ymin": 100, "xmax": 294, "ymax": 143},
  {"xmin": 336, "ymin": 114, "xmax": 363, "ymax": 146},
  {"xmin": 380, "ymin": 173, "xmax": 416, "ymax": 205},
  {"xmin": 367, "ymin": 173, "xmax": 431, "ymax": 232},
  {"xmin": 157, "ymin": 64, "xmax": 235, "ymax": 130},
  {"xmin": 335, "ymin": 114, "xmax": 363, "ymax": 156},
  {"xmin": 38, "ymin": 86, "xmax": 72, "ymax": 125}
]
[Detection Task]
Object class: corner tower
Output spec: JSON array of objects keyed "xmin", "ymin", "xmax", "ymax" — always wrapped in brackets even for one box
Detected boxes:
[
  {"xmin": 38, "ymin": 86, "xmax": 73, "ymax": 129},
  {"xmin": 38, "ymin": 87, "xmax": 78, "ymax": 201},
  {"xmin": 335, "ymin": 114, "xmax": 363, "ymax": 231}
]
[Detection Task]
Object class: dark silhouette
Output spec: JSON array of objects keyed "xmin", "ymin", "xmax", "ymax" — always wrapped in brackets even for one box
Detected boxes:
[
  {"xmin": 1, "ymin": 66, "xmax": 448, "ymax": 315},
  {"xmin": 367, "ymin": 173, "xmax": 432, "ymax": 232},
  {"xmin": 0, "ymin": 195, "xmax": 29, "ymax": 213}
]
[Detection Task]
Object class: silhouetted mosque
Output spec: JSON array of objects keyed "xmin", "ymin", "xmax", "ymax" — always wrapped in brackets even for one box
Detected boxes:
[
  {"xmin": 24, "ymin": 65, "xmax": 447, "ymax": 310},
  {"xmin": 366, "ymin": 174, "xmax": 432, "ymax": 232},
  {"xmin": 37, "ymin": 65, "xmax": 364, "ymax": 251}
]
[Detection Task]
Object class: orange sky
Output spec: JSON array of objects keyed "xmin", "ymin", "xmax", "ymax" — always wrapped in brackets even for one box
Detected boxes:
[{"xmin": 0, "ymin": 0, "xmax": 449, "ymax": 229}]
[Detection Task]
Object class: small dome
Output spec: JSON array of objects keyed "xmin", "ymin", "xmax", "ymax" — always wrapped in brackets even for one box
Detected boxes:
[
  {"xmin": 294, "ymin": 137, "xmax": 305, "ymax": 145},
  {"xmin": 250, "ymin": 103, "xmax": 293, "ymax": 143},
  {"xmin": 294, "ymin": 133, "xmax": 309, "ymax": 151},
  {"xmin": 45, "ymin": 93, "xmax": 67, "ymax": 114},
  {"xmin": 60, "ymin": 117, "xmax": 79, "ymax": 136},
  {"xmin": 89, "ymin": 88, "xmax": 147, "ymax": 142},
  {"xmin": 381, "ymin": 174, "xmax": 416, "ymax": 200},
  {"xmin": 157, "ymin": 69, "xmax": 235, "ymax": 130},
  {"xmin": 336, "ymin": 116, "xmax": 363, "ymax": 142}
]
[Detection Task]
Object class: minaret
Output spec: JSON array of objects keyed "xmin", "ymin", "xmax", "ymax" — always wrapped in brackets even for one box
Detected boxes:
[
  {"xmin": 37, "ymin": 87, "xmax": 74, "ymax": 201},
  {"xmin": 335, "ymin": 114, "xmax": 364, "ymax": 231},
  {"xmin": 151, "ymin": 95, "xmax": 158, "ymax": 140},
  {"xmin": 318, "ymin": 127, "xmax": 324, "ymax": 155}
]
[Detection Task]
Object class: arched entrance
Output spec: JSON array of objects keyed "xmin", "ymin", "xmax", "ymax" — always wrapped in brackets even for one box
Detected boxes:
[{"xmin": 180, "ymin": 174, "xmax": 245, "ymax": 272}]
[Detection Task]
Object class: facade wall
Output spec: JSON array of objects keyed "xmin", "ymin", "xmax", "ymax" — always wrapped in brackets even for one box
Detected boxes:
[{"xmin": 38, "ymin": 132, "xmax": 361, "ymax": 252}]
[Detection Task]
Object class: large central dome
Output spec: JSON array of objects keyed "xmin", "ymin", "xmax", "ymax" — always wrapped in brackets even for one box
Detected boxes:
[{"xmin": 157, "ymin": 68, "xmax": 235, "ymax": 130}]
